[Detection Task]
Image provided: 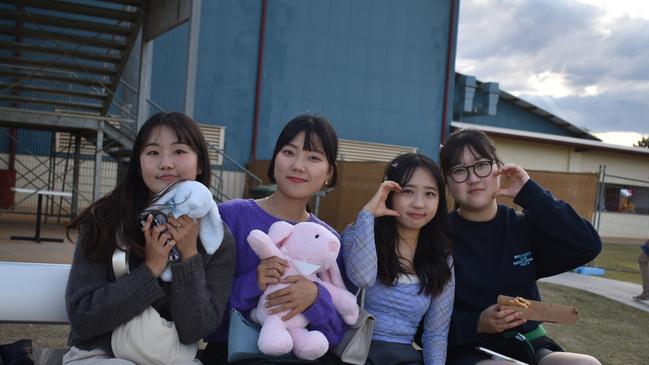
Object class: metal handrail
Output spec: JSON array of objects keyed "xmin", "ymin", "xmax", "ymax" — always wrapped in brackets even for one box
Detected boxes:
[{"xmin": 209, "ymin": 144, "xmax": 263, "ymax": 185}]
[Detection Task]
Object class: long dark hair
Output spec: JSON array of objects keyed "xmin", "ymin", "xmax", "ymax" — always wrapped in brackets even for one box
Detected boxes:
[
  {"xmin": 375, "ymin": 153, "xmax": 453, "ymax": 296},
  {"xmin": 267, "ymin": 114, "xmax": 338, "ymax": 188},
  {"xmin": 67, "ymin": 112, "xmax": 211, "ymax": 261}
]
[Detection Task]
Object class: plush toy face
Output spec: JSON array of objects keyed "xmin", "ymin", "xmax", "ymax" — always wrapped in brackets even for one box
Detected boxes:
[{"xmin": 279, "ymin": 222, "xmax": 340, "ymax": 275}]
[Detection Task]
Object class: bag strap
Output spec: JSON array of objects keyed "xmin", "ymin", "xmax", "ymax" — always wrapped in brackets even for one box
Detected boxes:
[
  {"xmin": 357, "ymin": 288, "xmax": 366, "ymax": 309},
  {"xmin": 112, "ymin": 248, "xmax": 130, "ymax": 279}
]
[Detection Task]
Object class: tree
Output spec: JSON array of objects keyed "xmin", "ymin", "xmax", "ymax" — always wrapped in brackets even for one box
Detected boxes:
[{"xmin": 634, "ymin": 136, "xmax": 649, "ymax": 148}]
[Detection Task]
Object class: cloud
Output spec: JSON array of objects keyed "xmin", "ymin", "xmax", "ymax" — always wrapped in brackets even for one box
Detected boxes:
[
  {"xmin": 457, "ymin": 0, "xmax": 649, "ymax": 137},
  {"xmin": 523, "ymin": 92, "xmax": 649, "ymax": 134}
]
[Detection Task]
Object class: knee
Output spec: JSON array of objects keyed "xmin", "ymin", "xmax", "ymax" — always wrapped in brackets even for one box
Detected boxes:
[
  {"xmin": 540, "ymin": 353, "xmax": 601, "ymax": 365},
  {"xmin": 574, "ymin": 354, "xmax": 601, "ymax": 365}
]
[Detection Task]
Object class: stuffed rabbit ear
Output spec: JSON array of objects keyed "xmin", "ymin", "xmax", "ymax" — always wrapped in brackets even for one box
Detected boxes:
[
  {"xmin": 248, "ymin": 229, "xmax": 283, "ymax": 259},
  {"xmin": 318, "ymin": 263, "xmax": 347, "ymax": 289},
  {"xmin": 267, "ymin": 221, "xmax": 295, "ymax": 246}
]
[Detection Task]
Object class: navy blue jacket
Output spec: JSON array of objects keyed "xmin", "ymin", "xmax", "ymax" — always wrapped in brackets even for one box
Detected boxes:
[{"xmin": 448, "ymin": 179, "xmax": 602, "ymax": 349}]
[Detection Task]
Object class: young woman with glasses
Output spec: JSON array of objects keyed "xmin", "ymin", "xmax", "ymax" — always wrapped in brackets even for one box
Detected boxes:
[{"xmin": 439, "ymin": 129, "xmax": 602, "ymax": 365}]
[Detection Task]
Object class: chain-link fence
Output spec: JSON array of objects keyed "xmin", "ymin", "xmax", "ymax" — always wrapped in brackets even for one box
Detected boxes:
[
  {"xmin": 593, "ymin": 165, "xmax": 649, "ymax": 244},
  {"xmin": 0, "ymin": 126, "xmax": 119, "ymax": 223}
]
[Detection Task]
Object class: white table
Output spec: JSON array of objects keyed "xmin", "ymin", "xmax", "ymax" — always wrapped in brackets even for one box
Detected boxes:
[{"xmin": 11, "ymin": 188, "xmax": 73, "ymax": 243}]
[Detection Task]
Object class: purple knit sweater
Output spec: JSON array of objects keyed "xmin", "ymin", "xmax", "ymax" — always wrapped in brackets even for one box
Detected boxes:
[{"xmin": 205, "ymin": 199, "xmax": 347, "ymax": 346}]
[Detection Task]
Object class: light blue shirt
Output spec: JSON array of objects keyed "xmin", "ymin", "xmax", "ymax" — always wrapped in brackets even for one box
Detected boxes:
[{"xmin": 342, "ymin": 210, "xmax": 455, "ymax": 365}]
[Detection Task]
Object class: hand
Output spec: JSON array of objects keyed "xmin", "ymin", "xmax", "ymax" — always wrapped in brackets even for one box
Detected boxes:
[
  {"xmin": 495, "ymin": 164, "xmax": 530, "ymax": 198},
  {"xmin": 266, "ymin": 275, "xmax": 318, "ymax": 321},
  {"xmin": 362, "ymin": 180, "xmax": 401, "ymax": 217},
  {"xmin": 142, "ymin": 214, "xmax": 174, "ymax": 277},
  {"xmin": 257, "ymin": 256, "xmax": 289, "ymax": 291},
  {"xmin": 166, "ymin": 215, "xmax": 200, "ymax": 262},
  {"xmin": 477, "ymin": 304, "xmax": 527, "ymax": 334}
]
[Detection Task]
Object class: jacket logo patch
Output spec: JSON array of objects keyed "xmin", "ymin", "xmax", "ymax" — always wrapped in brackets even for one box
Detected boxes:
[{"xmin": 513, "ymin": 252, "xmax": 533, "ymax": 267}]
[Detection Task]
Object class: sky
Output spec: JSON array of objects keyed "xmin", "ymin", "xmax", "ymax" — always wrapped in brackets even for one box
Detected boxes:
[{"xmin": 456, "ymin": 0, "xmax": 649, "ymax": 146}]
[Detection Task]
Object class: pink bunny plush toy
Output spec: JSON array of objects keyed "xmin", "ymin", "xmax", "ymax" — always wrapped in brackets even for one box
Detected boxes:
[{"xmin": 247, "ymin": 221, "xmax": 360, "ymax": 360}]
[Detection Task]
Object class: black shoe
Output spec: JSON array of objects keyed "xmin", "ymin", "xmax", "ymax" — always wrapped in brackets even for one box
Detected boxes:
[
  {"xmin": 0, "ymin": 339, "xmax": 34, "ymax": 365},
  {"xmin": 634, "ymin": 293, "xmax": 649, "ymax": 301}
]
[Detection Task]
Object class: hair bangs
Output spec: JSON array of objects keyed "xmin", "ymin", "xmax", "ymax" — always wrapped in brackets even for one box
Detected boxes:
[{"xmin": 301, "ymin": 126, "xmax": 325, "ymax": 154}]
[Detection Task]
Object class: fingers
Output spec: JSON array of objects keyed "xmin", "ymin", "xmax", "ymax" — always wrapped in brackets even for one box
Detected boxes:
[
  {"xmin": 265, "ymin": 277, "xmax": 318, "ymax": 319},
  {"xmin": 166, "ymin": 215, "xmax": 183, "ymax": 230},
  {"xmin": 262, "ymin": 256, "xmax": 290, "ymax": 268},
  {"xmin": 380, "ymin": 180, "xmax": 401, "ymax": 193},
  {"xmin": 495, "ymin": 164, "xmax": 530, "ymax": 181},
  {"xmin": 257, "ymin": 257, "xmax": 289, "ymax": 290},
  {"xmin": 478, "ymin": 304, "xmax": 527, "ymax": 334},
  {"xmin": 382, "ymin": 208, "xmax": 401, "ymax": 217},
  {"xmin": 493, "ymin": 310, "xmax": 526, "ymax": 331},
  {"xmin": 376, "ymin": 181, "xmax": 401, "ymax": 202},
  {"xmin": 167, "ymin": 215, "xmax": 195, "ymax": 233},
  {"xmin": 142, "ymin": 213, "xmax": 153, "ymax": 231},
  {"xmin": 265, "ymin": 286, "xmax": 291, "ymax": 303},
  {"xmin": 363, "ymin": 181, "xmax": 402, "ymax": 217},
  {"xmin": 166, "ymin": 215, "xmax": 199, "ymax": 260},
  {"xmin": 495, "ymin": 163, "xmax": 518, "ymax": 175}
]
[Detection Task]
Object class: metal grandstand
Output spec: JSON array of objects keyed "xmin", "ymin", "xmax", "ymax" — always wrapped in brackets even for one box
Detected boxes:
[{"xmin": 0, "ymin": 0, "xmax": 257, "ymax": 221}]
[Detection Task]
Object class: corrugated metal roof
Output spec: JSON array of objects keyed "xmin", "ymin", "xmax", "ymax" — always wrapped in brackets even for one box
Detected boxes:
[
  {"xmin": 498, "ymin": 91, "xmax": 600, "ymax": 141},
  {"xmin": 452, "ymin": 121, "xmax": 649, "ymax": 158}
]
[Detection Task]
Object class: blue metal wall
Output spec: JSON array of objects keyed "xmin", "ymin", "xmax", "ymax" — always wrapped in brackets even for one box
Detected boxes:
[
  {"xmin": 0, "ymin": 128, "xmax": 51, "ymax": 155},
  {"xmin": 151, "ymin": 23, "xmax": 190, "ymax": 115},
  {"xmin": 459, "ymin": 98, "xmax": 577, "ymax": 138},
  {"xmin": 256, "ymin": 0, "xmax": 454, "ymax": 161},
  {"xmin": 193, "ymin": 0, "xmax": 261, "ymax": 164},
  {"xmin": 150, "ymin": 0, "xmax": 457, "ymax": 165}
]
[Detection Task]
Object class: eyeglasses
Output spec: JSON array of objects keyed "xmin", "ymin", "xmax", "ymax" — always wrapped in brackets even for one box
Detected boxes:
[{"xmin": 448, "ymin": 160, "xmax": 495, "ymax": 183}]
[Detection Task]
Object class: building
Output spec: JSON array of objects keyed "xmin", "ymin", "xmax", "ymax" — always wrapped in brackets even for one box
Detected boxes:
[
  {"xmin": 453, "ymin": 74, "xmax": 649, "ymax": 243},
  {"xmin": 1, "ymin": 1, "xmax": 646, "ymax": 241}
]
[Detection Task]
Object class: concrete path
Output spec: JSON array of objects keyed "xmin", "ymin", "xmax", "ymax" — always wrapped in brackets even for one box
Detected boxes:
[
  {"xmin": 540, "ymin": 272, "xmax": 649, "ymax": 313},
  {"xmin": 0, "ymin": 217, "xmax": 75, "ymax": 264}
]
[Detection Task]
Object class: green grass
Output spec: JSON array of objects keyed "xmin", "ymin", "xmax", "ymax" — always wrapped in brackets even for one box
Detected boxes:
[
  {"xmin": 539, "ymin": 282, "xmax": 649, "ymax": 365},
  {"xmin": 591, "ymin": 242, "xmax": 642, "ymax": 284}
]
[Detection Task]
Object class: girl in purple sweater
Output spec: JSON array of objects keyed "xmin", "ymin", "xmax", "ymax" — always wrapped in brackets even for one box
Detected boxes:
[{"xmin": 202, "ymin": 115, "xmax": 347, "ymax": 365}]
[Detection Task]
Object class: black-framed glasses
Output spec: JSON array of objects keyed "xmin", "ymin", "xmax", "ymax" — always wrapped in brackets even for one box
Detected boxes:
[{"xmin": 448, "ymin": 160, "xmax": 495, "ymax": 183}]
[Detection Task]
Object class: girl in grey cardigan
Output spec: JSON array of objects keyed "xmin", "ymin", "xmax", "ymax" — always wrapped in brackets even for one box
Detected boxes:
[{"xmin": 63, "ymin": 112, "xmax": 235, "ymax": 364}]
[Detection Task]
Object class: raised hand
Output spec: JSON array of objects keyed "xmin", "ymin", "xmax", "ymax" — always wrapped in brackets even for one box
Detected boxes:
[
  {"xmin": 362, "ymin": 180, "xmax": 402, "ymax": 217},
  {"xmin": 495, "ymin": 164, "xmax": 530, "ymax": 199},
  {"xmin": 142, "ymin": 213, "xmax": 174, "ymax": 277},
  {"xmin": 477, "ymin": 304, "xmax": 527, "ymax": 334}
]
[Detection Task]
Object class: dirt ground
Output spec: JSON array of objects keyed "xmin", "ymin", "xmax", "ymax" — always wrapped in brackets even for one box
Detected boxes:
[{"xmin": 0, "ymin": 323, "xmax": 69, "ymax": 348}]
